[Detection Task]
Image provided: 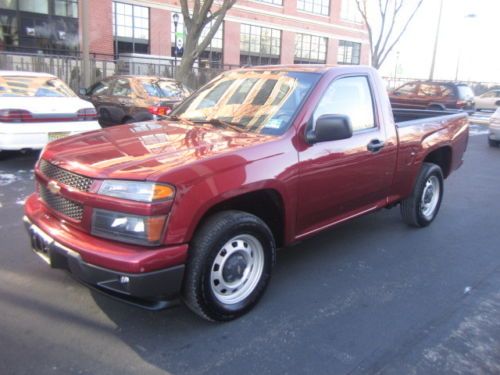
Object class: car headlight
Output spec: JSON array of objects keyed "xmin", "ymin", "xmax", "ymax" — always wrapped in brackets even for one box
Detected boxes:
[
  {"xmin": 92, "ymin": 209, "xmax": 167, "ymax": 246},
  {"xmin": 98, "ymin": 180, "xmax": 175, "ymax": 202}
]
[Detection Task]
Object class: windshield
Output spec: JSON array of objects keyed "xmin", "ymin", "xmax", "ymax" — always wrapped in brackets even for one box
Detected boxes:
[
  {"xmin": 0, "ymin": 76, "xmax": 76, "ymax": 97},
  {"xmin": 170, "ymin": 70, "xmax": 321, "ymax": 135},
  {"xmin": 457, "ymin": 85, "xmax": 474, "ymax": 99}
]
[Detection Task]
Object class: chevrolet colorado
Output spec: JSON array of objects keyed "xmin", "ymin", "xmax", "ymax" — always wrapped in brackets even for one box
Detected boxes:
[{"xmin": 24, "ymin": 66, "xmax": 469, "ymax": 321}]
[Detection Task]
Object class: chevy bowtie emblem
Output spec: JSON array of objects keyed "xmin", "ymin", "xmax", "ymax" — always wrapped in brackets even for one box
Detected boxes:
[{"xmin": 47, "ymin": 180, "xmax": 61, "ymax": 195}]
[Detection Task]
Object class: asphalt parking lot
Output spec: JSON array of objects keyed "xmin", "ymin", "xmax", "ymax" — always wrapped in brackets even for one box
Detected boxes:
[{"xmin": 0, "ymin": 124, "xmax": 499, "ymax": 375}]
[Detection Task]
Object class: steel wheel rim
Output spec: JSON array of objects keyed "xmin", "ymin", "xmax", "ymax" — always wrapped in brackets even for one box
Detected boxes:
[
  {"xmin": 420, "ymin": 175, "xmax": 440, "ymax": 219},
  {"xmin": 209, "ymin": 234, "xmax": 265, "ymax": 305}
]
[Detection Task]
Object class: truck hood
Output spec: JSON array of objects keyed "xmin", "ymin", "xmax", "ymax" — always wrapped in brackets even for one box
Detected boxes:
[{"xmin": 42, "ymin": 120, "xmax": 274, "ymax": 180}]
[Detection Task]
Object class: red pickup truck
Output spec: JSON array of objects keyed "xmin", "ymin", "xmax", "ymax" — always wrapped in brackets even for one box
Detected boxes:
[{"xmin": 24, "ymin": 66, "xmax": 469, "ymax": 321}]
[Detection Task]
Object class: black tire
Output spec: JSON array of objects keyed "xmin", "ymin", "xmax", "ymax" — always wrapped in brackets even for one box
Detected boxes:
[
  {"xmin": 428, "ymin": 105, "xmax": 444, "ymax": 111},
  {"xmin": 488, "ymin": 139, "xmax": 499, "ymax": 147},
  {"xmin": 401, "ymin": 163, "xmax": 444, "ymax": 227},
  {"xmin": 182, "ymin": 210, "xmax": 276, "ymax": 321},
  {"xmin": 99, "ymin": 109, "xmax": 113, "ymax": 127}
]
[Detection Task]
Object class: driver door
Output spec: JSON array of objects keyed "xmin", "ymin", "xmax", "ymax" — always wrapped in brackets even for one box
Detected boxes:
[{"xmin": 296, "ymin": 75, "xmax": 397, "ymax": 238}]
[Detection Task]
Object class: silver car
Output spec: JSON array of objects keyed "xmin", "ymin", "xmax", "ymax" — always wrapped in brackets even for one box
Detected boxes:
[{"xmin": 488, "ymin": 108, "xmax": 500, "ymax": 147}]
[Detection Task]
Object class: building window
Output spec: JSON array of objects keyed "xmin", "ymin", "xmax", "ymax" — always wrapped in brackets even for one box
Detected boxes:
[
  {"xmin": 113, "ymin": 1, "xmax": 149, "ymax": 55},
  {"xmin": 54, "ymin": 0, "xmax": 78, "ymax": 18},
  {"xmin": 0, "ymin": 0, "xmax": 79, "ymax": 54},
  {"xmin": 297, "ymin": 0, "xmax": 329, "ymax": 16},
  {"xmin": 253, "ymin": 0, "xmax": 283, "ymax": 5},
  {"xmin": 170, "ymin": 14, "xmax": 224, "ymax": 68},
  {"xmin": 337, "ymin": 40, "xmax": 361, "ymax": 65},
  {"xmin": 199, "ymin": 20, "xmax": 223, "ymax": 68},
  {"xmin": 240, "ymin": 24, "xmax": 281, "ymax": 66},
  {"xmin": 0, "ymin": 0, "xmax": 16, "ymax": 10},
  {"xmin": 19, "ymin": 0, "xmax": 49, "ymax": 14},
  {"xmin": 294, "ymin": 33, "xmax": 327, "ymax": 64},
  {"xmin": 341, "ymin": 0, "xmax": 362, "ymax": 23}
]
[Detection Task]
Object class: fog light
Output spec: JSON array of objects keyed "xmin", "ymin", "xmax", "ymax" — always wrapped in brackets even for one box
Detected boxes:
[{"xmin": 120, "ymin": 276, "xmax": 130, "ymax": 284}]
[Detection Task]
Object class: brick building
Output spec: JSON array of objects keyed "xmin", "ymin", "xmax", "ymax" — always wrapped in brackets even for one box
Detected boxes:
[{"xmin": 0, "ymin": 0, "xmax": 370, "ymax": 67}]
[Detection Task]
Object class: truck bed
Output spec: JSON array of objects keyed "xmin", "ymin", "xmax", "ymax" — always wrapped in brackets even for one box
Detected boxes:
[{"xmin": 394, "ymin": 108, "xmax": 467, "ymax": 127}]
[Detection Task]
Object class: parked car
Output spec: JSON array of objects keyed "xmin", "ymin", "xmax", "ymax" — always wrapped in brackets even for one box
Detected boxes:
[
  {"xmin": 0, "ymin": 71, "xmax": 100, "ymax": 154},
  {"xmin": 24, "ymin": 66, "xmax": 469, "ymax": 321},
  {"xmin": 389, "ymin": 80, "xmax": 475, "ymax": 113},
  {"xmin": 475, "ymin": 89, "xmax": 500, "ymax": 111},
  {"xmin": 488, "ymin": 107, "xmax": 500, "ymax": 147},
  {"xmin": 80, "ymin": 76, "xmax": 191, "ymax": 127}
]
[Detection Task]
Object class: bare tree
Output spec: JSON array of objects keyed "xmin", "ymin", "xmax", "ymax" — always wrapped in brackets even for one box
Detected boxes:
[
  {"xmin": 355, "ymin": 0, "xmax": 424, "ymax": 69},
  {"xmin": 176, "ymin": 0, "xmax": 237, "ymax": 85}
]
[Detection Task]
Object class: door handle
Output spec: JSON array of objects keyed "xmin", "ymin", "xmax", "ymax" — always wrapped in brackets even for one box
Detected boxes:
[{"xmin": 367, "ymin": 139, "xmax": 385, "ymax": 153}]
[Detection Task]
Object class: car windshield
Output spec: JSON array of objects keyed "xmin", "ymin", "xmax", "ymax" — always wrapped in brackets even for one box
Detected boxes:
[
  {"xmin": 0, "ymin": 76, "xmax": 76, "ymax": 97},
  {"xmin": 157, "ymin": 80, "xmax": 190, "ymax": 98},
  {"xmin": 457, "ymin": 85, "xmax": 474, "ymax": 99},
  {"xmin": 140, "ymin": 79, "xmax": 189, "ymax": 99},
  {"xmin": 170, "ymin": 70, "xmax": 321, "ymax": 135}
]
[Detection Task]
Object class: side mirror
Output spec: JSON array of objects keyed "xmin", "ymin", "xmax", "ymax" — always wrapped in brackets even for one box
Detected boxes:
[
  {"xmin": 306, "ymin": 114, "xmax": 353, "ymax": 144},
  {"xmin": 79, "ymin": 88, "xmax": 88, "ymax": 96}
]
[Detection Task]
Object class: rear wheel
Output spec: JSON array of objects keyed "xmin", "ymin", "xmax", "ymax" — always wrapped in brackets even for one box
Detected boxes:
[
  {"xmin": 489, "ymin": 139, "xmax": 500, "ymax": 147},
  {"xmin": 182, "ymin": 211, "xmax": 275, "ymax": 321},
  {"xmin": 401, "ymin": 163, "xmax": 444, "ymax": 227}
]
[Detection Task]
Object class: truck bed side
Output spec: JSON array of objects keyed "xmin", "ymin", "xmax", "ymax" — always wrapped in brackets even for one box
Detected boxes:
[{"xmin": 389, "ymin": 109, "xmax": 469, "ymax": 202}]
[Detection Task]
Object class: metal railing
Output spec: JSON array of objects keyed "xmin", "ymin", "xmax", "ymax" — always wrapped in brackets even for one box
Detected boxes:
[{"xmin": 0, "ymin": 50, "xmax": 240, "ymax": 91}]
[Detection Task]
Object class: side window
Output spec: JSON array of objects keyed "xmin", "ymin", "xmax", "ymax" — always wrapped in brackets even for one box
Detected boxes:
[
  {"xmin": 89, "ymin": 81, "xmax": 110, "ymax": 95},
  {"xmin": 394, "ymin": 82, "xmax": 417, "ymax": 95},
  {"xmin": 418, "ymin": 84, "xmax": 439, "ymax": 97},
  {"xmin": 111, "ymin": 79, "xmax": 132, "ymax": 97},
  {"xmin": 439, "ymin": 85, "xmax": 454, "ymax": 98},
  {"xmin": 314, "ymin": 76, "xmax": 376, "ymax": 132}
]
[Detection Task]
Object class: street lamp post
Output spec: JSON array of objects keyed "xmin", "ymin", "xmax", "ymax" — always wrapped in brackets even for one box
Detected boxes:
[
  {"xmin": 173, "ymin": 12, "xmax": 179, "ymax": 71},
  {"xmin": 429, "ymin": 0, "xmax": 444, "ymax": 80},
  {"xmin": 455, "ymin": 13, "xmax": 477, "ymax": 81}
]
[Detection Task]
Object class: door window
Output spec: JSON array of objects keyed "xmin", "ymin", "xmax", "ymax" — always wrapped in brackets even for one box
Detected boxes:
[
  {"xmin": 393, "ymin": 82, "xmax": 417, "ymax": 96},
  {"xmin": 313, "ymin": 76, "xmax": 375, "ymax": 132},
  {"xmin": 111, "ymin": 79, "xmax": 132, "ymax": 97},
  {"xmin": 89, "ymin": 81, "xmax": 110, "ymax": 96},
  {"xmin": 417, "ymin": 84, "xmax": 440, "ymax": 97}
]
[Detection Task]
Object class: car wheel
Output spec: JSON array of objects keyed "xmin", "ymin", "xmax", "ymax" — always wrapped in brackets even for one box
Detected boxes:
[
  {"xmin": 182, "ymin": 210, "xmax": 276, "ymax": 321},
  {"xmin": 99, "ymin": 109, "xmax": 112, "ymax": 127},
  {"xmin": 488, "ymin": 139, "xmax": 499, "ymax": 147},
  {"xmin": 401, "ymin": 163, "xmax": 444, "ymax": 228}
]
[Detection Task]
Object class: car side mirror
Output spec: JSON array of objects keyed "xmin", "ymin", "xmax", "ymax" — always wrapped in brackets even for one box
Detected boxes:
[
  {"xmin": 306, "ymin": 114, "xmax": 353, "ymax": 144},
  {"xmin": 79, "ymin": 88, "xmax": 88, "ymax": 96}
]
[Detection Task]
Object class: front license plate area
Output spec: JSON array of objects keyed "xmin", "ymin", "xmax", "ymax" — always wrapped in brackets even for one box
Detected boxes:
[
  {"xmin": 48, "ymin": 132, "xmax": 70, "ymax": 141},
  {"xmin": 30, "ymin": 226, "xmax": 53, "ymax": 264}
]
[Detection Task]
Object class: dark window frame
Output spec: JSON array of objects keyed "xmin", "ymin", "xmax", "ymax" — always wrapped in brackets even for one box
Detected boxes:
[
  {"xmin": 112, "ymin": 1, "xmax": 150, "ymax": 56},
  {"xmin": 337, "ymin": 40, "xmax": 361, "ymax": 65}
]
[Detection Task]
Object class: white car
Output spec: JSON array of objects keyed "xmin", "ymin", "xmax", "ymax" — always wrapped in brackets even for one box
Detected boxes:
[
  {"xmin": 475, "ymin": 89, "xmax": 500, "ymax": 111},
  {"xmin": 0, "ymin": 71, "xmax": 101, "ymax": 153},
  {"xmin": 488, "ymin": 107, "xmax": 500, "ymax": 147}
]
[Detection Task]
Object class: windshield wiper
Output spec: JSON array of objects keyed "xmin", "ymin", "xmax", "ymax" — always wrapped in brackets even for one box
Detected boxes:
[{"xmin": 189, "ymin": 118, "xmax": 245, "ymax": 133}]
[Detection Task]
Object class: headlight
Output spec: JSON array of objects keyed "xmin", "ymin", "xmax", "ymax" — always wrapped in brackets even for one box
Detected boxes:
[
  {"xmin": 92, "ymin": 209, "xmax": 167, "ymax": 246},
  {"xmin": 98, "ymin": 180, "xmax": 175, "ymax": 202}
]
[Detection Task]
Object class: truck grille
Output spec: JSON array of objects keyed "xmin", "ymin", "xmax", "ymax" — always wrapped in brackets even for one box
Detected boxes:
[
  {"xmin": 39, "ymin": 184, "xmax": 84, "ymax": 221},
  {"xmin": 39, "ymin": 159, "xmax": 93, "ymax": 192}
]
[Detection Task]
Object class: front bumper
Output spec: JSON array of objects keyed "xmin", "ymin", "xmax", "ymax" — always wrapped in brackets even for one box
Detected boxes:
[{"xmin": 24, "ymin": 216, "xmax": 185, "ymax": 310}]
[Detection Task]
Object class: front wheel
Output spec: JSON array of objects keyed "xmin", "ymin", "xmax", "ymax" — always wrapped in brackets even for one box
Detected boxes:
[
  {"xmin": 488, "ymin": 139, "xmax": 499, "ymax": 147},
  {"xmin": 182, "ymin": 211, "xmax": 276, "ymax": 321},
  {"xmin": 401, "ymin": 163, "xmax": 444, "ymax": 227}
]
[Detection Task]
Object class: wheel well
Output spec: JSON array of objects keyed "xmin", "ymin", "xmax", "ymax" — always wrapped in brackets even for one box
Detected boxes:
[
  {"xmin": 199, "ymin": 190, "xmax": 285, "ymax": 248},
  {"xmin": 424, "ymin": 147, "xmax": 452, "ymax": 178},
  {"xmin": 428, "ymin": 104, "xmax": 445, "ymax": 110}
]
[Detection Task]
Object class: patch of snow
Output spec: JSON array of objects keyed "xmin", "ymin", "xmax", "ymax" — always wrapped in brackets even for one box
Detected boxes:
[{"xmin": 0, "ymin": 173, "xmax": 19, "ymax": 186}]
